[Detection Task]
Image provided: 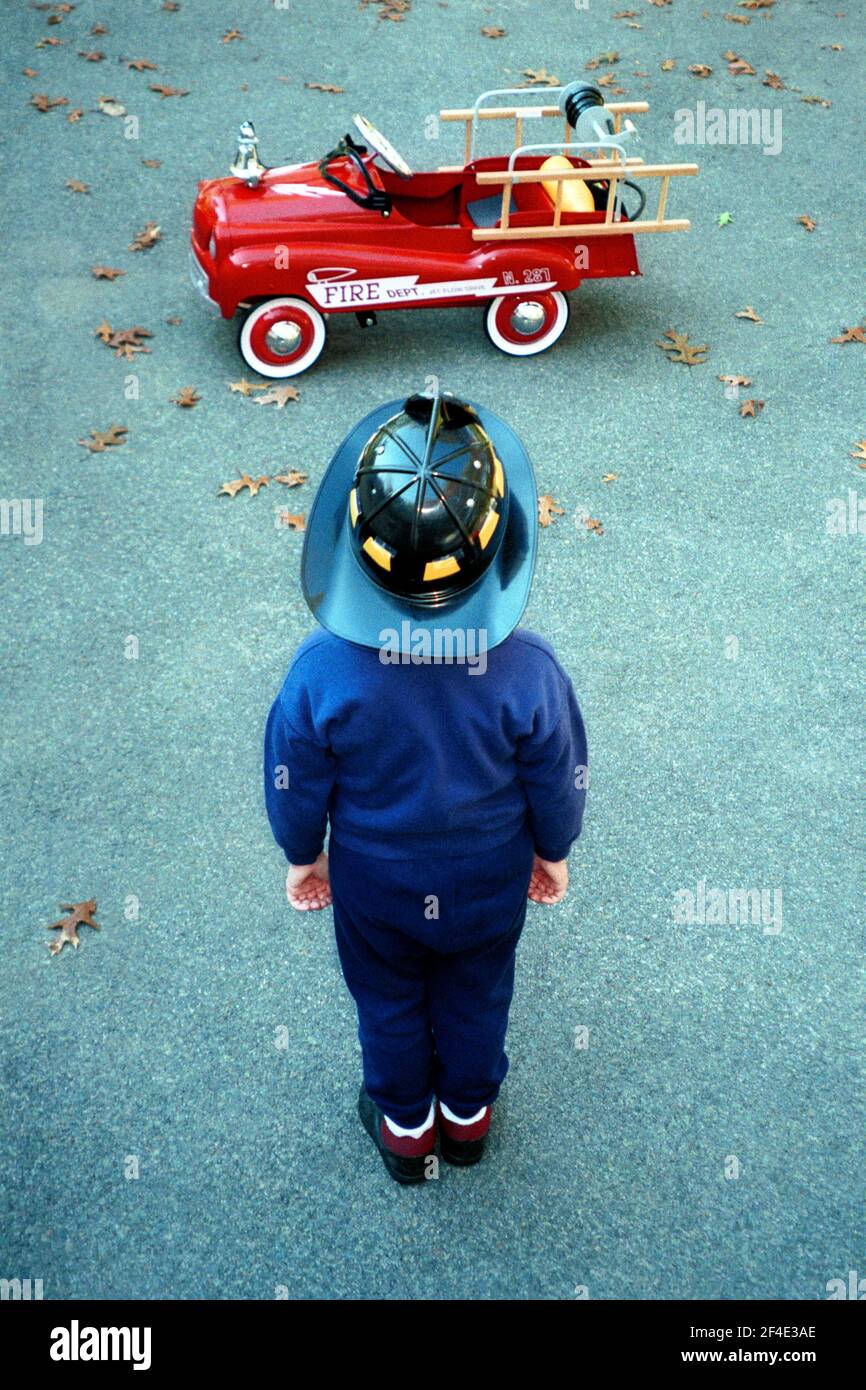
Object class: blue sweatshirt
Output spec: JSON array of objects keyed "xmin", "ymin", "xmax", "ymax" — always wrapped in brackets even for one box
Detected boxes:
[{"xmin": 264, "ymin": 628, "xmax": 587, "ymax": 864}]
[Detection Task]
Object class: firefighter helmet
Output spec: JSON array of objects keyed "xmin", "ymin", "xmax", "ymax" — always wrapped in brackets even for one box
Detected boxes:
[{"xmin": 301, "ymin": 390, "xmax": 538, "ymax": 653}]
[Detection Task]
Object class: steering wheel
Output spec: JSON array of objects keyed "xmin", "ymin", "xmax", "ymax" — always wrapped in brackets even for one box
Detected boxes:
[{"xmin": 352, "ymin": 113, "xmax": 413, "ymax": 180}]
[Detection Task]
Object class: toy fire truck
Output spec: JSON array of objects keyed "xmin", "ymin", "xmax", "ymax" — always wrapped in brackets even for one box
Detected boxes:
[{"xmin": 189, "ymin": 81, "xmax": 698, "ymax": 377}]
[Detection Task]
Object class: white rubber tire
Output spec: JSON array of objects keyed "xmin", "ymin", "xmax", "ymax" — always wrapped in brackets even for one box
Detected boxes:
[
  {"xmin": 484, "ymin": 290, "xmax": 570, "ymax": 357},
  {"xmin": 238, "ymin": 296, "xmax": 327, "ymax": 378}
]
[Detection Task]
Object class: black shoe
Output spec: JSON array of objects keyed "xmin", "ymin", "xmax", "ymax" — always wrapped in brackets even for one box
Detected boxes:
[
  {"xmin": 437, "ymin": 1102, "xmax": 491, "ymax": 1167},
  {"xmin": 357, "ymin": 1087, "xmax": 435, "ymax": 1186}
]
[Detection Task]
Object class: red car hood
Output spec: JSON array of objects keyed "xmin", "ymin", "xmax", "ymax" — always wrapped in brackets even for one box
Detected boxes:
[{"xmin": 195, "ymin": 158, "xmax": 370, "ymax": 243}]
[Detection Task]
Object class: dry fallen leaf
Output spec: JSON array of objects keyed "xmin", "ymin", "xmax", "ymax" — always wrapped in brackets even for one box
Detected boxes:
[
  {"xmin": 78, "ymin": 49, "xmax": 105, "ymax": 61},
  {"xmin": 97, "ymin": 95, "xmax": 126, "ymax": 116},
  {"xmin": 656, "ymin": 329, "xmax": 709, "ymax": 365},
  {"xmin": 94, "ymin": 322, "xmax": 153, "ymax": 359},
  {"xmin": 583, "ymin": 516, "xmax": 604, "ymax": 536},
  {"xmin": 149, "ymin": 83, "xmax": 189, "ymax": 98},
  {"xmin": 129, "ymin": 221, "xmax": 161, "ymax": 251},
  {"xmin": 46, "ymin": 899, "xmax": 100, "ymax": 956},
  {"xmin": 763, "ymin": 70, "xmax": 785, "ymax": 89},
  {"xmin": 171, "ymin": 386, "xmax": 200, "ymax": 408},
  {"xmin": 728, "ymin": 57, "xmax": 755, "ymax": 76},
  {"xmin": 801, "ymin": 95, "xmax": 831, "ymax": 107},
  {"xmin": 830, "ymin": 326, "xmax": 866, "ymax": 345},
  {"xmin": 274, "ymin": 471, "xmax": 308, "ymax": 488},
  {"xmin": 31, "ymin": 93, "xmax": 69, "ymax": 112},
  {"xmin": 141, "ymin": 158, "xmax": 162, "ymax": 168},
  {"xmin": 278, "ymin": 511, "xmax": 306, "ymax": 531},
  {"xmin": 481, "ymin": 26, "xmax": 506, "ymax": 38},
  {"xmin": 796, "ymin": 215, "xmax": 817, "ymax": 232},
  {"xmin": 538, "ymin": 495, "xmax": 564, "ymax": 527},
  {"xmin": 739, "ymin": 399, "xmax": 765, "ymax": 417},
  {"xmin": 219, "ymin": 474, "xmax": 270, "ymax": 498},
  {"xmin": 724, "ymin": 11, "xmax": 751, "ymax": 22},
  {"xmin": 22, "ymin": 66, "xmax": 38, "ymax": 77},
  {"xmin": 66, "ymin": 107, "xmax": 84, "ymax": 122},
  {"xmin": 848, "ymin": 440, "xmax": 866, "ymax": 462},
  {"xmin": 718, "ymin": 373, "xmax": 752, "ymax": 388},
  {"xmin": 688, "ymin": 65, "xmax": 713, "ymax": 78},
  {"xmin": 255, "ymin": 386, "xmax": 300, "ymax": 409},
  {"xmin": 601, "ymin": 473, "xmax": 619, "ymax": 483},
  {"xmin": 126, "ymin": 58, "xmax": 158, "ymax": 71},
  {"xmin": 305, "ymin": 82, "xmax": 345, "ymax": 93},
  {"xmin": 520, "ymin": 68, "xmax": 560, "ymax": 87},
  {"xmin": 78, "ymin": 424, "xmax": 128, "ymax": 452},
  {"xmin": 66, "ymin": 178, "xmax": 90, "ymax": 193},
  {"xmin": 661, "ymin": 59, "xmax": 675, "ymax": 71},
  {"xmin": 222, "ymin": 28, "xmax": 243, "ymax": 42},
  {"xmin": 586, "ymin": 52, "xmax": 620, "ymax": 70},
  {"xmin": 735, "ymin": 306, "xmax": 763, "ymax": 323},
  {"xmin": 227, "ymin": 377, "xmax": 268, "ymax": 396}
]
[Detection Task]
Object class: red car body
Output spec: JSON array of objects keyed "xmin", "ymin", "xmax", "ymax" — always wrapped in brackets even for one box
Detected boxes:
[{"xmin": 190, "ymin": 146, "xmax": 641, "ymax": 375}]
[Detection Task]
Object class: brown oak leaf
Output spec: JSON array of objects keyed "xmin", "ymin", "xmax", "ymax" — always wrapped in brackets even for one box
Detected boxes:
[
  {"xmin": 141, "ymin": 158, "xmax": 162, "ymax": 168},
  {"xmin": 735, "ymin": 306, "xmax": 763, "ymax": 322},
  {"xmin": 718, "ymin": 373, "xmax": 752, "ymax": 387},
  {"xmin": 305, "ymin": 82, "xmax": 345, "ymax": 93},
  {"xmin": 583, "ymin": 516, "xmax": 604, "ymax": 536},
  {"xmin": 796, "ymin": 215, "xmax": 817, "ymax": 232},
  {"xmin": 274, "ymin": 471, "xmax": 308, "ymax": 488},
  {"xmin": 538, "ymin": 495, "xmax": 564, "ymax": 527},
  {"xmin": 66, "ymin": 178, "xmax": 89, "ymax": 193},
  {"xmin": 78, "ymin": 50, "xmax": 105, "ymax": 61},
  {"xmin": 520, "ymin": 68, "xmax": 560, "ymax": 87},
  {"xmin": 763, "ymin": 70, "xmax": 785, "ymax": 89},
  {"xmin": 739, "ymin": 399, "xmax": 765, "ymax": 417},
  {"xmin": 171, "ymin": 386, "xmax": 201, "ymax": 407},
  {"xmin": 129, "ymin": 221, "xmax": 161, "ymax": 251},
  {"xmin": 219, "ymin": 474, "xmax": 270, "ymax": 498},
  {"xmin": 149, "ymin": 83, "xmax": 189, "ymax": 97},
  {"xmin": 227, "ymin": 377, "xmax": 268, "ymax": 395},
  {"xmin": 278, "ymin": 511, "xmax": 306, "ymax": 531},
  {"xmin": 126, "ymin": 58, "xmax": 158, "ymax": 71},
  {"xmin": 656, "ymin": 329, "xmax": 708, "ymax": 365},
  {"xmin": 601, "ymin": 473, "xmax": 619, "ymax": 483},
  {"xmin": 801, "ymin": 95, "xmax": 831, "ymax": 107},
  {"xmin": 848, "ymin": 440, "xmax": 866, "ymax": 462},
  {"xmin": 481, "ymin": 26, "xmax": 506, "ymax": 38},
  {"xmin": 255, "ymin": 386, "xmax": 300, "ymax": 408},
  {"xmin": 31, "ymin": 93, "xmax": 69, "ymax": 111},
  {"xmin": 830, "ymin": 326, "xmax": 866, "ymax": 345},
  {"xmin": 46, "ymin": 899, "xmax": 100, "ymax": 956},
  {"xmin": 222, "ymin": 28, "xmax": 243, "ymax": 42},
  {"xmin": 688, "ymin": 65, "xmax": 713, "ymax": 78},
  {"xmin": 78, "ymin": 424, "xmax": 128, "ymax": 452},
  {"xmin": 97, "ymin": 96, "xmax": 126, "ymax": 116},
  {"xmin": 67, "ymin": 107, "xmax": 84, "ymax": 121}
]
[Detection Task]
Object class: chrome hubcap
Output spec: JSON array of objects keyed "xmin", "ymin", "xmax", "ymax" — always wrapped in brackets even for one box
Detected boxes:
[
  {"xmin": 265, "ymin": 320, "xmax": 302, "ymax": 356},
  {"xmin": 510, "ymin": 300, "xmax": 546, "ymax": 336}
]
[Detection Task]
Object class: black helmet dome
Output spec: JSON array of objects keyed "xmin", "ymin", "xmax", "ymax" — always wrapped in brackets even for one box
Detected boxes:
[{"xmin": 348, "ymin": 392, "xmax": 508, "ymax": 605}]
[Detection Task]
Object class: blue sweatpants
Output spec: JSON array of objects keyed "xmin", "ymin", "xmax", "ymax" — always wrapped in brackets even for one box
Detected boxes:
[{"xmin": 328, "ymin": 825, "xmax": 536, "ymax": 1130}]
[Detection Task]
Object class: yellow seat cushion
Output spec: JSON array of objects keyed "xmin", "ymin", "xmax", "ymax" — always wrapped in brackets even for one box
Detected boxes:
[{"xmin": 539, "ymin": 156, "xmax": 596, "ymax": 214}]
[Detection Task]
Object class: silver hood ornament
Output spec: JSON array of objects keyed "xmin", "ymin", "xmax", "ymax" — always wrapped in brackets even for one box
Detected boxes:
[{"xmin": 231, "ymin": 121, "xmax": 266, "ymax": 186}]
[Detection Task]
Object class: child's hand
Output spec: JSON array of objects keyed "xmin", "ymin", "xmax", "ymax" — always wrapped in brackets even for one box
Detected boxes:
[
  {"xmin": 285, "ymin": 852, "xmax": 331, "ymax": 911},
  {"xmin": 528, "ymin": 855, "xmax": 568, "ymax": 905}
]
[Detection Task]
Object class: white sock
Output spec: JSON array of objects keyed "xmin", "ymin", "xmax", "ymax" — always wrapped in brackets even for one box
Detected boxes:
[
  {"xmin": 439, "ymin": 1101, "xmax": 488, "ymax": 1126},
  {"xmin": 383, "ymin": 1100, "xmax": 435, "ymax": 1139}
]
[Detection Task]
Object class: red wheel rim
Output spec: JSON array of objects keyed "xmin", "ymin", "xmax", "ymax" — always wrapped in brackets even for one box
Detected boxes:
[
  {"xmin": 248, "ymin": 304, "xmax": 316, "ymax": 367},
  {"xmin": 492, "ymin": 293, "xmax": 558, "ymax": 347}
]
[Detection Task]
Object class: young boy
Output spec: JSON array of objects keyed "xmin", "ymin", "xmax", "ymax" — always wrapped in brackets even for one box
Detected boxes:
[{"xmin": 264, "ymin": 391, "xmax": 587, "ymax": 1185}]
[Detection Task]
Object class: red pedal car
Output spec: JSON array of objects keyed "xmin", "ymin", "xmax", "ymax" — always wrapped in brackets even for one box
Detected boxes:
[{"xmin": 189, "ymin": 82, "xmax": 697, "ymax": 377}]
